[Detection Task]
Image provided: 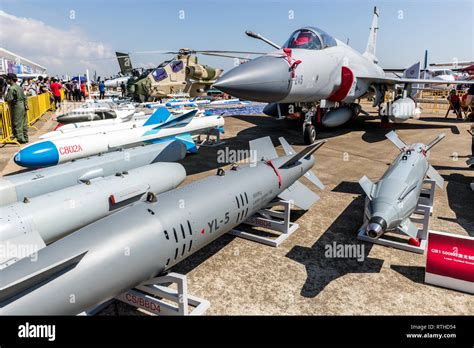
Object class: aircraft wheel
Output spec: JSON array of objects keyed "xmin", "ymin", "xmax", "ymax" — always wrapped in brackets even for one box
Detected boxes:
[{"xmin": 303, "ymin": 124, "xmax": 317, "ymax": 144}]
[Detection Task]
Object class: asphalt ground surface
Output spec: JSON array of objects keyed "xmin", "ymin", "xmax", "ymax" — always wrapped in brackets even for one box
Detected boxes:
[{"xmin": 1, "ymin": 101, "xmax": 472, "ymax": 315}]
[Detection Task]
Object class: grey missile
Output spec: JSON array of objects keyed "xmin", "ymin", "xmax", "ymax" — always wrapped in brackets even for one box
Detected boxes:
[
  {"xmin": 0, "ymin": 140, "xmax": 186, "ymax": 206},
  {"xmin": 0, "ymin": 162, "xmax": 186, "ymax": 269},
  {"xmin": 0, "ymin": 136, "xmax": 325, "ymax": 315},
  {"xmin": 359, "ymin": 131, "xmax": 445, "ymax": 244}
]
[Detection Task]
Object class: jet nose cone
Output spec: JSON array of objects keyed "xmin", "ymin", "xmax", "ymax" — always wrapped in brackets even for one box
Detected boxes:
[
  {"xmin": 214, "ymin": 55, "xmax": 292, "ymax": 102},
  {"xmin": 14, "ymin": 141, "xmax": 59, "ymax": 168}
]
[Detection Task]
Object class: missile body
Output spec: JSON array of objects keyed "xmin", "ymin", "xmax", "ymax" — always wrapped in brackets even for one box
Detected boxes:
[
  {"xmin": 0, "ymin": 140, "xmax": 186, "ymax": 206},
  {"xmin": 41, "ymin": 112, "xmax": 148, "ymax": 139},
  {"xmin": 0, "ymin": 137, "xmax": 324, "ymax": 315},
  {"xmin": 56, "ymin": 105, "xmax": 135, "ymax": 124},
  {"xmin": 14, "ymin": 108, "xmax": 224, "ymax": 168},
  {"xmin": 359, "ymin": 131, "xmax": 445, "ymax": 240},
  {"xmin": 0, "ymin": 162, "xmax": 186, "ymax": 261}
]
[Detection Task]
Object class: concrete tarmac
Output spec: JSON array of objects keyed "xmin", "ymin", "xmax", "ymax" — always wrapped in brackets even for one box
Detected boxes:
[{"xmin": 1, "ymin": 103, "xmax": 472, "ymax": 315}]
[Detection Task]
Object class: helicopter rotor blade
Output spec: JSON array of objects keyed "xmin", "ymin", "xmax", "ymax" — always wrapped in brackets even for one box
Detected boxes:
[
  {"xmin": 199, "ymin": 52, "xmax": 252, "ymax": 60},
  {"xmin": 194, "ymin": 50, "xmax": 266, "ymax": 55}
]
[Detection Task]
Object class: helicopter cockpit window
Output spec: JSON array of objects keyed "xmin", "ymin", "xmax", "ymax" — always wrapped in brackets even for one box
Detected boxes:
[
  {"xmin": 171, "ymin": 60, "xmax": 184, "ymax": 73},
  {"xmin": 284, "ymin": 29, "xmax": 322, "ymax": 50},
  {"xmin": 152, "ymin": 68, "xmax": 168, "ymax": 82}
]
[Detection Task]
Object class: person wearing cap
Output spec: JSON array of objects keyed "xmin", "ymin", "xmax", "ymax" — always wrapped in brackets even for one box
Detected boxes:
[
  {"xmin": 5, "ymin": 73, "xmax": 29, "ymax": 143},
  {"xmin": 50, "ymin": 78, "xmax": 62, "ymax": 109}
]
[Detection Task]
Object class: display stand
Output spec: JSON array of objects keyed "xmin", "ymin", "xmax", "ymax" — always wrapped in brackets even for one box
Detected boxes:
[
  {"xmin": 467, "ymin": 157, "xmax": 474, "ymax": 191},
  {"xmin": 230, "ymin": 200, "xmax": 299, "ymax": 247},
  {"xmin": 196, "ymin": 129, "xmax": 225, "ymax": 147},
  {"xmin": 357, "ymin": 179, "xmax": 435, "ymax": 254},
  {"xmin": 82, "ymin": 272, "xmax": 209, "ymax": 316}
]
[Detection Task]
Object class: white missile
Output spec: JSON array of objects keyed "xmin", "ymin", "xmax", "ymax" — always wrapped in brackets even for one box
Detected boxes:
[
  {"xmin": 40, "ymin": 112, "xmax": 149, "ymax": 140},
  {"xmin": 14, "ymin": 108, "xmax": 224, "ymax": 168},
  {"xmin": 0, "ymin": 140, "xmax": 186, "ymax": 206},
  {"xmin": 0, "ymin": 162, "xmax": 186, "ymax": 268}
]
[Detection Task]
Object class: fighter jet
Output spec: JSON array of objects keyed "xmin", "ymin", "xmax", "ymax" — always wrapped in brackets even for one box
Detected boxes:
[{"xmin": 214, "ymin": 7, "xmax": 474, "ymax": 144}]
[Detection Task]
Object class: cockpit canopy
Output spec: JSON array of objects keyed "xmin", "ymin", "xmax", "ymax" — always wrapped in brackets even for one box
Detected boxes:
[{"xmin": 283, "ymin": 27, "xmax": 337, "ymax": 50}]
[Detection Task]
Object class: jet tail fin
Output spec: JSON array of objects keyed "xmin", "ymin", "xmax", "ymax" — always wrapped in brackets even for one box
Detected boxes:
[
  {"xmin": 359, "ymin": 175, "xmax": 375, "ymax": 199},
  {"xmin": 426, "ymin": 165, "xmax": 444, "ymax": 189},
  {"xmin": 363, "ymin": 6, "xmax": 379, "ymax": 63},
  {"xmin": 385, "ymin": 131, "xmax": 407, "ymax": 151},
  {"xmin": 403, "ymin": 61, "xmax": 421, "ymax": 79},
  {"xmin": 279, "ymin": 137, "xmax": 325, "ymax": 189}
]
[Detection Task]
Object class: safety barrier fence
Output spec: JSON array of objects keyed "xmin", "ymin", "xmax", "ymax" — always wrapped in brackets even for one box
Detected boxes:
[
  {"xmin": 416, "ymin": 91, "xmax": 449, "ymax": 114},
  {"xmin": 0, "ymin": 90, "xmax": 64, "ymax": 146}
]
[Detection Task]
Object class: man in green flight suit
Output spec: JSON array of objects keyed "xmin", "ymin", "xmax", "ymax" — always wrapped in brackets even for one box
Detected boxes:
[{"xmin": 5, "ymin": 73, "xmax": 29, "ymax": 144}]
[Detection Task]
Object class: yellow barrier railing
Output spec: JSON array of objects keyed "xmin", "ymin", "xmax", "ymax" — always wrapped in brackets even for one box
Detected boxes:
[
  {"xmin": 0, "ymin": 102, "xmax": 21, "ymax": 146},
  {"xmin": 27, "ymin": 93, "xmax": 54, "ymax": 127},
  {"xmin": 1, "ymin": 92, "xmax": 57, "ymax": 146}
]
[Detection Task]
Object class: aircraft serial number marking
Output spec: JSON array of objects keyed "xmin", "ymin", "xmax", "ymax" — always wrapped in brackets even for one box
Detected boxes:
[{"xmin": 294, "ymin": 75, "xmax": 304, "ymax": 85}]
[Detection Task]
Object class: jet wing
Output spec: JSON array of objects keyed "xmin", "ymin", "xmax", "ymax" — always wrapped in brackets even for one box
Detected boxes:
[{"xmin": 358, "ymin": 75, "xmax": 474, "ymax": 85}]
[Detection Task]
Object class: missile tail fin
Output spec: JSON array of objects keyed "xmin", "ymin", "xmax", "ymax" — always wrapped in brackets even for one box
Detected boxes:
[
  {"xmin": 385, "ymin": 131, "xmax": 407, "ymax": 151},
  {"xmin": 359, "ymin": 176, "xmax": 375, "ymax": 199},
  {"xmin": 426, "ymin": 133, "xmax": 446, "ymax": 151},
  {"xmin": 303, "ymin": 169, "xmax": 325, "ymax": 190},
  {"xmin": 0, "ymin": 251, "xmax": 87, "ymax": 305},
  {"xmin": 249, "ymin": 136, "xmax": 278, "ymax": 161},
  {"xmin": 173, "ymin": 133, "xmax": 198, "ymax": 153},
  {"xmin": 143, "ymin": 107, "xmax": 172, "ymax": 126},
  {"xmin": 279, "ymin": 140, "xmax": 325, "ymax": 169},
  {"xmin": 152, "ymin": 109, "xmax": 197, "ymax": 130},
  {"xmin": 399, "ymin": 219, "xmax": 419, "ymax": 239},
  {"xmin": 0, "ymin": 232, "xmax": 46, "ymax": 269},
  {"xmin": 426, "ymin": 165, "xmax": 444, "ymax": 189},
  {"xmin": 278, "ymin": 137, "xmax": 296, "ymax": 156},
  {"xmin": 278, "ymin": 180, "xmax": 320, "ymax": 210},
  {"xmin": 279, "ymin": 137, "xmax": 325, "ymax": 189}
]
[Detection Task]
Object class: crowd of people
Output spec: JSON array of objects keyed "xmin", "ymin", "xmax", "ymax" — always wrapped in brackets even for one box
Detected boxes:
[
  {"xmin": 0, "ymin": 73, "xmax": 117, "ymax": 145},
  {"xmin": 446, "ymin": 85, "xmax": 474, "ymax": 120}
]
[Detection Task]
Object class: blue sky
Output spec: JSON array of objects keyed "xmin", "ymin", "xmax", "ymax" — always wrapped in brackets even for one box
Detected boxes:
[{"xmin": 1, "ymin": 0, "xmax": 473, "ymax": 76}]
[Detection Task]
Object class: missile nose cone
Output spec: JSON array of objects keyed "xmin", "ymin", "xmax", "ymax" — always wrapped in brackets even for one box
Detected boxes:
[
  {"xmin": 214, "ymin": 55, "xmax": 292, "ymax": 102},
  {"xmin": 366, "ymin": 216, "xmax": 387, "ymax": 239},
  {"xmin": 14, "ymin": 141, "xmax": 59, "ymax": 168}
]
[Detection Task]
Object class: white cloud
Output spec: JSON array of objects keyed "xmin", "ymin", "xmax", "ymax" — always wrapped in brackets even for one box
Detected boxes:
[{"xmin": 0, "ymin": 10, "xmax": 116, "ymax": 76}]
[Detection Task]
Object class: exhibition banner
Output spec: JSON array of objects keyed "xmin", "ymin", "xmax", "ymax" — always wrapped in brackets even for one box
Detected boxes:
[{"xmin": 425, "ymin": 231, "xmax": 473, "ymax": 294}]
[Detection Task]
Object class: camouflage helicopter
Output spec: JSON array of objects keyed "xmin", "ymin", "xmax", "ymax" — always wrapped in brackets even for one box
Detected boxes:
[{"xmin": 117, "ymin": 48, "xmax": 263, "ymax": 102}]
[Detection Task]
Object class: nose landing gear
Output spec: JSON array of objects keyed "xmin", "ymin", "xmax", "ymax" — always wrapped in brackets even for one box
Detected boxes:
[{"xmin": 302, "ymin": 108, "xmax": 318, "ymax": 144}]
